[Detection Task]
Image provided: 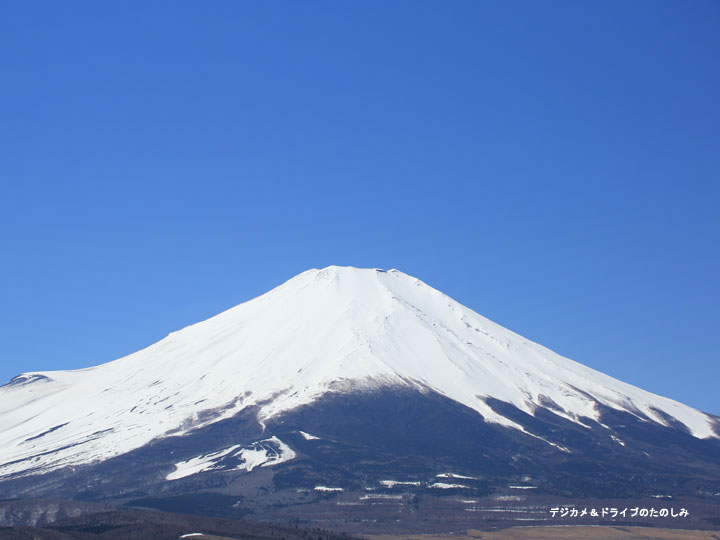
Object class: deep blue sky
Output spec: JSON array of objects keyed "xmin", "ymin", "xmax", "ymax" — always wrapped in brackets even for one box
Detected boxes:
[{"xmin": 1, "ymin": 2, "xmax": 719, "ymax": 415}]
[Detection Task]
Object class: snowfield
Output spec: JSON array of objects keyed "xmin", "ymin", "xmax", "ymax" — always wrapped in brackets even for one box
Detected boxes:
[{"xmin": 1, "ymin": 266, "xmax": 716, "ymax": 479}]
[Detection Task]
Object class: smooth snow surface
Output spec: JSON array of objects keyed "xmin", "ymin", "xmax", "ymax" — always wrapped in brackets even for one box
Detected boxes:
[{"xmin": 0, "ymin": 266, "xmax": 716, "ymax": 478}]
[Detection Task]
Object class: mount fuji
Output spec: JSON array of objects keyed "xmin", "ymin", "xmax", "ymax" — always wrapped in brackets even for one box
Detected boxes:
[{"xmin": 1, "ymin": 266, "xmax": 719, "ymax": 530}]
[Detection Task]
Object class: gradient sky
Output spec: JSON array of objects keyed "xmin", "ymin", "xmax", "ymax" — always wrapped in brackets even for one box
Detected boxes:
[{"xmin": 1, "ymin": 1, "xmax": 719, "ymax": 415}]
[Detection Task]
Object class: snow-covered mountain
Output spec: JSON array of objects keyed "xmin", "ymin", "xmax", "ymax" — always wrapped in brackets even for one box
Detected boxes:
[{"xmin": 1, "ymin": 266, "xmax": 718, "ymax": 520}]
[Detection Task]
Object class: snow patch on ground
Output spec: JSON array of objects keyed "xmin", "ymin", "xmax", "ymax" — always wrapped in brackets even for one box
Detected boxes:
[
  {"xmin": 525, "ymin": 432, "xmax": 571, "ymax": 453},
  {"xmin": 611, "ymin": 434, "xmax": 626, "ymax": 446},
  {"xmin": 167, "ymin": 436, "xmax": 294, "ymax": 480},
  {"xmin": 379, "ymin": 480, "xmax": 422, "ymax": 487},
  {"xmin": 436, "ymin": 472, "xmax": 476, "ymax": 480},
  {"xmin": 167, "ymin": 445, "xmax": 241, "ymax": 481}
]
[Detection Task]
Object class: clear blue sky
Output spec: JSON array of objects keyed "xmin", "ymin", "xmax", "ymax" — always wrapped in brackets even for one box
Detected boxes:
[{"xmin": 1, "ymin": 2, "xmax": 718, "ymax": 415}]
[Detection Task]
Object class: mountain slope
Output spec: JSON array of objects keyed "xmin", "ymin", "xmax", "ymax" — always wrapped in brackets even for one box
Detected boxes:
[{"xmin": 1, "ymin": 266, "xmax": 717, "ymax": 483}]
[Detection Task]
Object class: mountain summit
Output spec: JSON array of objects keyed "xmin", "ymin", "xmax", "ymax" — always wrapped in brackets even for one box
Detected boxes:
[{"xmin": 1, "ymin": 266, "xmax": 719, "ymax": 527}]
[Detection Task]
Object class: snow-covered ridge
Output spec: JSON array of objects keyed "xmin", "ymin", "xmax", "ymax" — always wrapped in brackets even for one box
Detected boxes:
[{"xmin": 0, "ymin": 265, "xmax": 716, "ymax": 479}]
